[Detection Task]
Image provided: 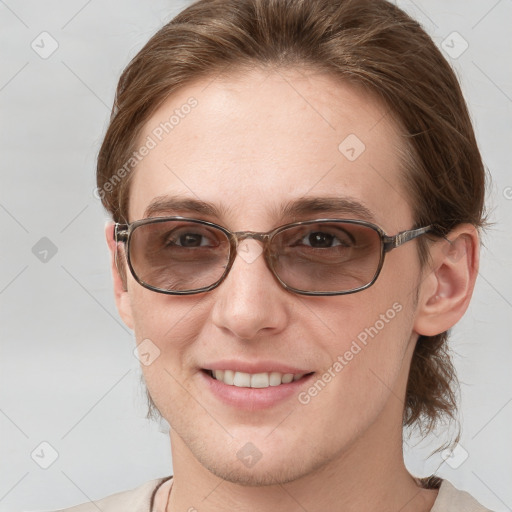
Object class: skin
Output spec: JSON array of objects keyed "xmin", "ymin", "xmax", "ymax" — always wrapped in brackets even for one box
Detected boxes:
[{"xmin": 106, "ymin": 67, "xmax": 479, "ymax": 512}]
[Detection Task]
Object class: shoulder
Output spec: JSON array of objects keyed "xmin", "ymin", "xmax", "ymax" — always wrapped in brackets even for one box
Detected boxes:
[
  {"xmin": 25, "ymin": 476, "xmax": 495, "ymax": 512},
  {"xmin": 31, "ymin": 476, "xmax": 172, "ymax": 512},
  {"xmin": 432, "ymin": 479, "xmax": 494, "ymax": 512}
]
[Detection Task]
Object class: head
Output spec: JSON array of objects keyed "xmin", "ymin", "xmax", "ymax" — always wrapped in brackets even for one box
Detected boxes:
[{"xmin": 97, "ymin": 0, "xmax": 485, "ymax": 485}]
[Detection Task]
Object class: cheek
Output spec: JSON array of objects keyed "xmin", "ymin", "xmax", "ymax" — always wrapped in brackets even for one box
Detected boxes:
[
  {"xmin": 342, "ymin": 301, "xmax": 412, "ymax": 386},
  {"xmin": 130, "ymin": 292, "xmax": 210, "ymax": 415},
  {"xmin": 299, "ymin": 295, "xmax": 414, "ymax": 416},
  {"xmin": 129, "ymin": 289, "xmax": 208, "ymax": 369}
]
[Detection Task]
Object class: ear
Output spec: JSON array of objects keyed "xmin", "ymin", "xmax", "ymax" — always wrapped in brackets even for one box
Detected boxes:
[
  {"xmin": 414, "ymin": 224, "xmax": 480, "ymax": 337},
  {"xmin": 105, "ymin": 222, "xmax": 134, "ymax": 330}
]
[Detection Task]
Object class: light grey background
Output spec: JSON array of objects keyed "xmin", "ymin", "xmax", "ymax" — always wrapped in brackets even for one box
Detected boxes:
[{"xmin": 1, "ymin": 1, "xmax": 511, "ymax": 511}]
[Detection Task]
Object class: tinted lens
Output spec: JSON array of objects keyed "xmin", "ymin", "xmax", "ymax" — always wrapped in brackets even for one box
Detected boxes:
[
  {"xmin": 129, "ymin": 220, "xmax": 230, "ymax": 292},
  {"xmin": 271, "ymin": 221, "xmax": 382, "ymax": 293}
]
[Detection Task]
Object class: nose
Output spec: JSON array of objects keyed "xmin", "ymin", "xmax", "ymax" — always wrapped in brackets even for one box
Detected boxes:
[{"xmin": 210, "ymin": 238, "xmax": 290, "ymax": 341}]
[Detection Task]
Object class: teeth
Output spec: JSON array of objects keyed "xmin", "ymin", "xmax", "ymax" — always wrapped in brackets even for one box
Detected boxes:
[
  {"xmin": 210, "ymin": 370, "xmax": 306, "ymax": 388},
  {"xmin": 233, "ymin": 372, "xmax": 251, "ymax": 387},
  {"xmin": 223, "ymin": 370, "xmax": 234, "ymax": 385},
  {"xmin": 250, "ymin": 372, "xmax": 269, "ymax": 388},
  {"xmin": 269, "ymin": 372, "xmax": 282, "ymax": 386}
]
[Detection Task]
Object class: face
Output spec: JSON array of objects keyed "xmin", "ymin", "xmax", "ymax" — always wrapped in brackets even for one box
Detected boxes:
[{"xmin": 115, "ymin": 67, "xmax": 427, "ymax": 485}]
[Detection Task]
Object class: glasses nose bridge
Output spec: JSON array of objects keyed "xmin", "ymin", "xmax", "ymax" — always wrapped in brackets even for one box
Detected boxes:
[{"xmin": 232, "ymin": 230, "xmax": 271, "ymax": 245}]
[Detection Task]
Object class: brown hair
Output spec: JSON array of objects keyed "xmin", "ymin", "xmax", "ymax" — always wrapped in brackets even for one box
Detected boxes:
[{"xmin": 97, "ymin": 0, "xmax": 487, "ymax": 446}]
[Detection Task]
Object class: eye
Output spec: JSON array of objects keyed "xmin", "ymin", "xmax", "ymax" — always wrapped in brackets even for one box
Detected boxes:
[
  {"xmin": 165, "ymin": 228, "xmax": 218, "ymax": 248},
  {"xmin": 173, "ymin": 232, "xmax": 210, "ymax": 247},
  {"xmin": 300, "ymin": 231, "xmax": 340, "ymax": 248},
  {"xmin": 294, "ymin": 227, "xmax": 355, "ymax": 249}
]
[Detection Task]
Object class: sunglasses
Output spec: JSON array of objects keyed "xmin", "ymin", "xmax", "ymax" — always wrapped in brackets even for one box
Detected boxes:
[{"xmin": 114, "ymin": 217, "xmax": 434, "ymax": 296}]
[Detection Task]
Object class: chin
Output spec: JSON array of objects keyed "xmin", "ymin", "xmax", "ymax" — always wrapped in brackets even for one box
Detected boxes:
[
  {"xmin": 200, "ymin": 453, "xmax": 318, "ymax": 487},
  {"xmin": 183, "ymin": 430, "xmax": 332, "ymax": 487}
]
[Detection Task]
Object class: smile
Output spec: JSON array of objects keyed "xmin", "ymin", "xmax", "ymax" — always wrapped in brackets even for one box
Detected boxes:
[{"xmin": 205, "ymin": 369, "xmax": 312, "ymax": 388}]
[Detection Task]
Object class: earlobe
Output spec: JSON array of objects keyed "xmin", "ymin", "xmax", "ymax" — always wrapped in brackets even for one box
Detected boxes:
[
  {"xmin": 105, "ymin": 222, "xmax": 134, "ymax": 330},
  {"xmin": 414, "ymin": 224, "xmax": 479, "ymax": 337}
]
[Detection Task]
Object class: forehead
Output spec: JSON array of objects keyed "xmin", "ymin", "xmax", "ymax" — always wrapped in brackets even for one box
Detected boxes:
[{"xmin": 129, "ymin": 67, "xmax": 412, "ymax": 232}]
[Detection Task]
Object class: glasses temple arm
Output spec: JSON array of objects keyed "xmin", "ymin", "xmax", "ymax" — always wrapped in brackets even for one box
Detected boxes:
[
  {"xmin": 383, "ymin": 225, "xmax": 435, "ymax": 252},
  {"xmin": 114, "ymin": 223, "xmax": 129, "ymax": 243}
]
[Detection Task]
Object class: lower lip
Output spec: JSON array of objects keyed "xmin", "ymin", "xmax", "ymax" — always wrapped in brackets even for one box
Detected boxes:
[{"xmin": 200, "ymin": 370, "xmax": 314, "ymax": 410}]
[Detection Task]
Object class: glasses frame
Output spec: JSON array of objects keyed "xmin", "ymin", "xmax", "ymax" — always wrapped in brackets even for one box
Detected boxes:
[{"xmin": 114, "ymin": 216, "xmax": 435, "ymax": 296}]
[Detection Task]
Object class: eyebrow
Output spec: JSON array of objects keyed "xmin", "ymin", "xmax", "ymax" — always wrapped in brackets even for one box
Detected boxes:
[
  {"xmin": 143, "ymin": 194, "xmax": 377, "ymax": 223},
  {"xmin": 144, "ymin": 195, "xmax": 230, "ymax": 219},
  {"xmin": 280, "ymin": 196, "xmax": 376, "ymax": 222}
]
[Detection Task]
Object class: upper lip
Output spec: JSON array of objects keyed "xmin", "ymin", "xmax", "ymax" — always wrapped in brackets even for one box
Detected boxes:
[{"xmin": 202, "ymin": 360, "xmax": 313, "ymax": 374}]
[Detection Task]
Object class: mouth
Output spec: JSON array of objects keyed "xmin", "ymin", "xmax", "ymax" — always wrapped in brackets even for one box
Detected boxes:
[{"xmin": 202, "ymin": 369, "xmax": 315, "ymax": 388}]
